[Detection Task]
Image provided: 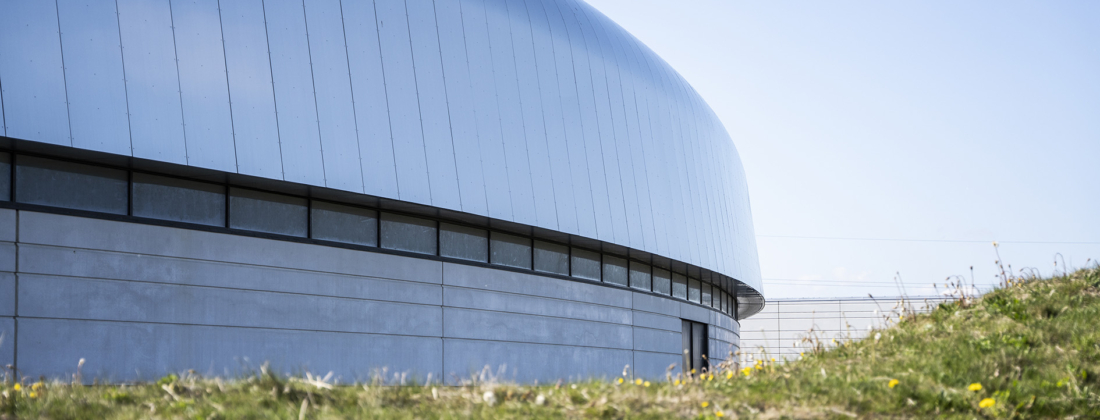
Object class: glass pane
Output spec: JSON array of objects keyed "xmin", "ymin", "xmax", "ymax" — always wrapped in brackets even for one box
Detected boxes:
[
  {"xmin": 533, "ymin": 240, "xmax": 569, "ymax": 275},
  {"xmin": 602, "ymin": 255, "xmax": 628, "ymax": 286},
  {"xmin": 629, "ymin": 261, "xmax": 651, "ymax": 291},
  {"xmin": 15, "ymin": 155, "xmax": 128, "ymax": 214},
  {"xmin": 490, "ymin": 232, "xmax": 532, "ymax": 269},
  {"xmin": 229, "ymin": 187, "xmax": 308, "ymax": 237},
  {"xmin": 311, "ymin": 201, "xmax": 378, "ymax": 246},
  {"xmin": 570, "ymin": 247, "xmax": 601, "ymax": 281},
  {"xmin": 653, "ymin": 268, "xmax": 671, "ymax": 295},
  {"xmin": 440, "ymin": 223, "xmax": 488, "ymax": 262},
  {"xmin": 688, "ymin": 278, "xmax": 701, "ymax": 303},
  {"xmin": 133, "ymin": 173, "xmax": 225, "ymax": 226},
  {"xmin": 0, "ymin": 153, "xmax": 10, "ymax": 201},
  {"xmin": 702, "ymin": 284, "xmax": 712, "ymax": 307},
  {"xmin": 380, "ymin": 212, "xmax": 437, "ymax": 255},
  {"xmin": 672, "ymin": 273, "xmax": 687, "ymax": 299}
]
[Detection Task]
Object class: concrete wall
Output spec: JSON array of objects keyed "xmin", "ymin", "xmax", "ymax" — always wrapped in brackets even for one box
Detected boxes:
[{"xmin": 7, "ymin": 210, "xmax": 737, "ymax": 383}]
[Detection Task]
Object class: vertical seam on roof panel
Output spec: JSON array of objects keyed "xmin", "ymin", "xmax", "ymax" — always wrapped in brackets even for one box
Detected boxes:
[
  {"xmin": 337, "ymin": 0, "xmax": 366, "ymax": 192},
  {"xmin": 482, "ymin": 0, "xmax": 515, "ymax": 219},
  {"xmin": 520, "ymin": 0, "xmax": 559, "ymax": 230},
  {"xmin": 301, "ymin": 0, "xmax": 328, "ymax": 185},
  {"xmin": 114, "ymin": 0, "xmax": 135, "ymax": 155},
  {"xmin": 456, "ymin": 0, "xmax": 490, "ymax": 214},
  {"xmin": 625, "ymin": 36, "xmax": 659, "ymax": 254},
  {"xmin": 552, "ymin": 0, "xmax": 600, "ymax": 240},
  {"xmin": 578, "ymin": 5, "xmax": 631, "ymax": 248},
  {"xmin": 371, "ymin": 0, "xmax": 401, "ymax": 195},
  {"xmin": 429, "ymin": 0, "xmax": 465, "ymax": 211},
  {"xmin": 504, "ymin": 0, "xmax": 540, "ymax": 228},
  {"xmin": 403, "ymin": 0, "xmax": 434, "ymax": 204},
  {"xmin": 538, "ymin": 0, "xmax": 580, "ymax": 234},
  {"xmin": 215, "ymin": 0, "xmax": 241, "ymax": 173},
  {"xmin": 54, "ymin": 0, "xmax": 75, "ymax": 146},
  {"xmin": 259, "ymin": 0, "xmax": 287, "ymax": 179},
  {"xmin": 167, "ymin": 0, "xmax": 191, "ymax": 164},
  {"xmin": 570, "ymin": 2, "xmax": 615, "ymax": 243}
]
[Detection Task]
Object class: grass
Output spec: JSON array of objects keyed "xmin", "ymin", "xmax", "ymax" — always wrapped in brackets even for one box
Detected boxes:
[{"xmin": 3, "ymin": 267, "xmax": 1098, "ymax": 419}]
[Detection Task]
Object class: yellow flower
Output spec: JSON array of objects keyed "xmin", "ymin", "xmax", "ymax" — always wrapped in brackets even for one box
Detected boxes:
[
  {"xmin": 28, "ymin": 392, "xmax": 38, "ymax": 398},
  {"xmin": 968, "ymin": 383, "xmax": 982, "ymax": 392},
  {"xmin": 715, "ymin": 411, "xmax": 725, "ymax": 418},
  {"xmin": 888, "ymin": 379, "xmax": 899, "ymax": 389},
  {"xmin": 31, "ymin": 382, "xmax": 44, "ymax": 391},
  {"xmin": 755, "ymin": 364, "xmax": 763, "ymax": 370},
  {"xmin": 673, "ymin": 379, "xmax": 681, "ymax": 385},
  {"xmin": 771, "ymin": 358, "xmax": 776, "ymax": 363},
  {"xmin": 701, "ymin": 401, "xmax": 710, "ymax": 408},
  {"xmin": 634, "ymin": 378, "xmax": 643, "ymax": 385},
  {"xmin": 643, "ymin": 381, "xmax": 651, "ymax": 387},
  {"xmin": 726, "ymin": 371, "xmax": 734, "ymax": 379},
  {"xmin": 979, "ymin": 398, "xmax": 995, "ymax": 408},
  {"xmin": 617, "ymin": 377, "xmax": 624, "ymax": 384},
  {"xmin": 707, "ymin": 374, "xmax": 714, "ymax": 381},
  {"xmin": 691, "ymin": 369, "xmax": 697, "ymax": 374},
  {"xmin": 13, "ymin": 384, "xmax": 20, "ymax": 391},
  {"xmin": 741, "ymin": 367, "xmax": 752, "ymax": 376}
]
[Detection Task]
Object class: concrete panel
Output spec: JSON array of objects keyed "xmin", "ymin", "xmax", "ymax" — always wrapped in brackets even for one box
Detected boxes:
[
  {"xmin": 19, "ymin": 275, "xmax": 442, "ymax": 337},
  {"xmin": 633, "ymin": 350, "xmax": 682, "ymax": 379},
  {"xmin": 0, "ymin": 273, "xmax": 13, "ymax": 316},
  {"xmin": 680, "ymin": 302, "xmax": 709, "ymax": 324},
  {"xmin": 443, "ymin": 307, "xmax": 632, "ymax": 350},
  {"xmin": 632, "ymin": 327, "xmax": 680, "ymax": 354},
  {"xmin": 0, "ymin": 242, "xmax": 14, "ymax": 272},
  {"xmin": 444, "ymin": 338, "xmax": 631, "ymax": 383},
  {"xmin": 18, "ymin": 212, "xmax": 442, "ymax": 283},
  {"xmin": 18, "ymin": 244, "xmax": 441, "ymax": 306},
  {"xmin": 631, "ymin": 311, "xmax": 680, "ymax": 332},
  {"xmin": 711, "ymin": 326, "xmax": 738, "ymax": 345},
  {"xmin": 444, "ymin": 287, "xmax": 631, "ymax": 325},
  {"xmin": 710, "ymin": 309, "xmax": 737, "ymax": 332},
  {"xmin": 443, "ymin": 263, "xmax": 631, "ymax": 308},
  {"xmin": 632, "ymin": 291, "xmax": 679, "ymax": 317},
  {"xmin": 0, "ymin": 209, "xmax": 16, "ymax": 242},
  {"xmin": 0, "ymin": 317, "xmax": 11, "ymax": 368},
  {"xmin": 18, "ymin": 318, "xmax": 442, "ymax": 382}
]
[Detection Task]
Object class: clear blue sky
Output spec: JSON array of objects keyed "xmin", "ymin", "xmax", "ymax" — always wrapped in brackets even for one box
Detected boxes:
[{"xmin": 584, "ymin": 0, "xmax": 1100, "ymax": 299}]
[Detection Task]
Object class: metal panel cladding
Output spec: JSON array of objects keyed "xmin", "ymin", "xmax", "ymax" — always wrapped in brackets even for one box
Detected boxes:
[{"xmin": 0, "ymin": 0, "xmax": 764, "ymax": 299}]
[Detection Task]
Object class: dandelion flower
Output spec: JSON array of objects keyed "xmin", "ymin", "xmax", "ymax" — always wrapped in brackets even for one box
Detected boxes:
[
  {"xmin": 701, "ymin": 401, "xmax": 710, "ymax": 408},
  {"xmin": 635, "ymin": 378, "xmax": 643, "ymax": 385},
  {"xmin": 13, "ymin": 384, "xmax": 20, "ymax": 391},
  {"xmin": 31, "ymin": 382, "xmax": 44, "ymax": 392},
  {"xmin": 979, "ymin": 398, "xmax": 995, "ymax": 408},
  {"xmin": 29, "ymin": 391, "xmax": 38, "ymax": 398},
  {"xmin": 673, "ymin": 379, "xmax": 681, "ymax": 385},
  {"xmin": 968, "ymin": 383, "xmax": 982, "ymax": 392},
  {"xmin": 726, "ymin": 371, "xmax": 734, "ymax": 380},
  {"xmin": 888, "ymin": 379, "xmax": 899, "ymax": 388},
  {"xmin": 617, "ymin": 378, "xmax": 624, "ymax": 384},
  {"xmin": 707, "ymin": 374, "xmax": 714, "ymax": 381},
  {"xmin": 643, "ymin": 381, "xmax": 651, "ymax": 387},
  {"xmin": 742, "ymin": 367, "xmax": 752, "ymax": 376},
  {"xmin": 691, "ymin": 369, "xmax": 696, "ymax": 374},
  {"xmin": 716, "ymin": 410, "xmax": 725, "ymax": 417}
]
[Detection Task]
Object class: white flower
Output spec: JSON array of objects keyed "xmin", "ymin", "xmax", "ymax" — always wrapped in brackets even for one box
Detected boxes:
[
  {"xmin": 483, "ymin": 391, "xmax": 497, "ymax": 406},
  {"xmin": 874, "ymin": 333, "xmax": 881, "ymax": 341},
  {"xmin": 535, "ymin": 394, "xmax": 546, "ymax": 405}
]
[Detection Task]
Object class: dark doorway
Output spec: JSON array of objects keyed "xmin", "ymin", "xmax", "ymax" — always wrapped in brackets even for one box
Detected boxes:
[{"xmin": 681, "ymin": 320, "xmax": 709, "ymax": 373}]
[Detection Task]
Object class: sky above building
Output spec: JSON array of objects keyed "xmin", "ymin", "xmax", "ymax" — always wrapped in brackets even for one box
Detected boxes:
[{"xmin": 584, "ymin": 0, "xmax": 1100, "ymax": 299}]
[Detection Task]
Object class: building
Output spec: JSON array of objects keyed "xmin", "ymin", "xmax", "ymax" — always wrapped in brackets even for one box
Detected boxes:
[
  {"xmin": 0, "ymin": 0, "xmax": 763, "ymax": 383},
  {"xmin": 739, "ymin": 295, "xmax": 953, "ymax": 364}
]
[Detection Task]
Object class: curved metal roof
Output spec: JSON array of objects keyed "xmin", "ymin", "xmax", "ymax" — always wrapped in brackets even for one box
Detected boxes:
[{"xmin": 0, "ymin": 0, "xmax": 764, "ymax": 313}]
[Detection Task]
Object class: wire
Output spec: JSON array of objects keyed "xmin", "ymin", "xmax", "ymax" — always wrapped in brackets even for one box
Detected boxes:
[{"xmin": 756, "ymin": 235, "xmax": 1100, "ymax": 245}]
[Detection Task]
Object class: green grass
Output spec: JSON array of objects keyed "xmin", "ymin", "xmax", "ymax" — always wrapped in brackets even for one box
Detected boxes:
[{"xmin": 3, "ymin": 267, "xmax": 1098, "ymax": 419}]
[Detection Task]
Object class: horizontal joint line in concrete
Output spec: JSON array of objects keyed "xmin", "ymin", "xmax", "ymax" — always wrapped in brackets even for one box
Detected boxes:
[{"xmin": 17, "ymin": 317, "xmax": 444, "ymax": 339}]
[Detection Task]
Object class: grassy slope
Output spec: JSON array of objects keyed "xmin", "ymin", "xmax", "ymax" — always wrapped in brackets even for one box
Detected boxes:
[{"xmin": 3, "ymin": 268, "xmax": 1098, "ymax": 419}]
